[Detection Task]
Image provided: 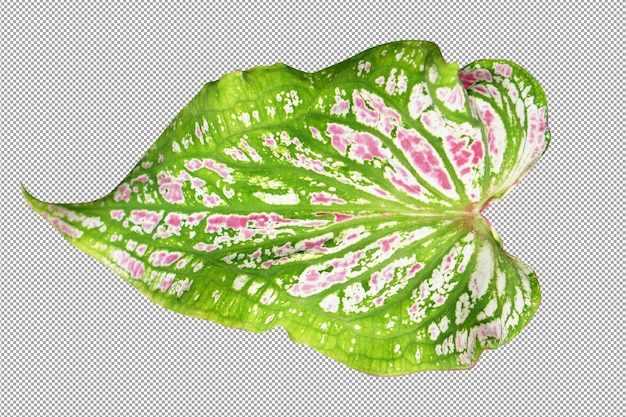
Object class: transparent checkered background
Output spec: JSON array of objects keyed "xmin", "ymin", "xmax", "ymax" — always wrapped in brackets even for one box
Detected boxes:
[{"xmin": 2, "ymin": 1, "xmax": 624, "ymax": 416}]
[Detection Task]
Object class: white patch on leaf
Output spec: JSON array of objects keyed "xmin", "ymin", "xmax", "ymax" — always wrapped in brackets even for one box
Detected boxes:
[
  {"xmin": 428, "ymin": 322, "xmax": 440, "ymax": 341},
  {"xmin": 477, "ymin": 298, "xmax": 498, "ymax": 320},
  {"xmin": 253, "ymin": 190, "xmax": 300, "ymax": 205},
  {"xmin": 439, "ymin": 316, "xmax": 449, "ymax": 333},
  {"xmin": 233, "ymin": 275, "xmax": 249, "ymax": 291},
  {"xmin": 514, "ymin": 287, "xmax": 525, "ymax": 314},
  {"xmin": 469, "ymin": 244, "xmax": 493, "ymax": 301},
  {"xmin": 455, "ymin": 293, "xmax": 471, "ymax": 325},
  {"xmin": 247, "ymin": 281, "xmax": 264, "ymax": 295},
  {"xmin": 428, "ymin": 66, "xmax": 438, "ymax": 83},
  {"xmin": 342, "ymin": 282, "xmax": 367, "ymax": 314},
  {"xmin": 496, "ymin": 269, "xmax": 506, "ymax": 296},
  {"xmin": 319, "ymin": 293, "xmax": 340, "ymax": 313},
  {"xmin": 408, "ymin": 82, "xmax": 433, "ymax": 120},
  {"xmin": 260, "ymin": 288, "xmax": 276, "ymax": 305}
]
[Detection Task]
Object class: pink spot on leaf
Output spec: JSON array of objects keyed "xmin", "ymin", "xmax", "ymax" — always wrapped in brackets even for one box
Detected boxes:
[
  {"xmin": 149, "ymin": 250, "xmax": 181, "ymax": 267},
  {"xmin": 130, "ymin": 174, "xmax": 148, "ymax": 185},
  {"xmin": 225, "ymin": 147, "xmax": 249, "ymax": 162},
  {"xmin": 330, "ymin": 97, "xmax": 350, "ymax": 116},
  {"xmin": 49, "ymin": 218, "xmax": 82, "ymax": 238},
  {"xmin": 247, "ymin": 137, "xmax": 266, "ymax": 156},
  {"xmin": 396, "ymin": 127, "xmax": 452, "ymax": 190},
  {"xmin": 333, "ymin": 213, "xmax": 354, "ymax": 222},
  {"xmin": 159, "ymin": 182, "xmax": 184, "ymax": 204},
  {"xmin": 349, "ymin": 132, "xmax": 388, "ymax": 162},
  {"xmin": 184, "ymin": 158, "xmax": 203, "ymax": 171},
  {"xmin": 263, "ymin": 136, "xmax": 277, "ymax": 146},
  {"xmin": 419, "ymin": 283, "xmax": 428, "ymax": 299},
  {"xmin": 310, "ymin": 192, "xmax": 346, "ymax": 205},
  {"xmin": 352, "ymin": 90, "xmax": 379, "ymax": 126},
  {"xmin": 385, "ymin": 79, "xmax": 396, "ymax": 95},
  {"xmin": 161, "ymin": 275, "xmax": 174, "ymax": 291},
  {"xmin": 315, "ymin": 212, "xmax": 355, "ymax": 222},
  {"xmin": 273, "ymin": 242, "xmax": 293, "ymax": 256},
  {"xmin": 473, "ymin": 85, "xmax": 489, "ymax": 95},
  {"xmin": 129, "ymin": 209, "xmax": 163, "ymax": 234},
  {"xmin": 186, "ymin": 212, "xmax": 206, "ymax": 227},
  {"xmin": 328, "ymin": 123, "xmax": 350, "ymax": 155},
  {"xmin": 156, "ymin": 172, "xmax": 185, "ymax": 204},
  {"xmin": 202, "ymin": 193, "xmax": 222, "ymax": 207},
  {"xmin": 494, "ymin": 63, "xmax": 512, "ymax": 77},
  {"xmin": 204, "ymin": 159, "xmax": 234, "ymax": 181},
  {"xmin": 378, "ymin": 234, "xmax": 398, "ymax": 253},
  {"xmin": 386, "ymin": 163, "xmax": 422, "ymax": 197},
  {"xmin": 302, "ymin": 235, "xmax": 331, "ymax": 253},
  {"xmin": 309, "ymin": 126, "xmax": 323, "ymax": 142},
  {"xmin": 293, "ymin": 154, "xmax": 329, "ymax": 175},
  {"xmin": 407, "ymin": 263, "xmax": 423, "ymax": 278},
  {"xmin": 436, "ymin": 84, "xmax": 465, "ymax": 112},
  {"xmin": 194, "ymin": 242, "xmax": 218, "ymax": 252},
  {"xmin": 114, "ymin": 183, "xmax": 131, "ymax": 202},
  {"xmin": 184, "ymin": 158, "xmax": 234, "ymax": 182},
  {"xmin": 458, "ymin": 68, "xmax": 492, "ymax": 89},
  {"xmin": 113, "ymin": 250, "xmax": 144, "ymax": 279},
  {"xmin": 470, "ymin": 140, "xmax": 483, "ymax": 164},
  {"xmin": 136, "ymin": 244, "xmax": 147, "ymax": 256},
  {"xmin": 374, "ymin": 187, "xmax": 389, "ymax": 196},
  {"xmin": 191, "ymin": 178, "xmax": 206, "ymax": 189},
  {"xmin": 110, "ymin": 210, "xmax": 125, "ymax": 221}
]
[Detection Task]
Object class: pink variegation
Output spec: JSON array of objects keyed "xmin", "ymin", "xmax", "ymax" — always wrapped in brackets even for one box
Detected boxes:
[{"xmin": 23, "ymin": 40, "xmax": 549, "ymax": 375}]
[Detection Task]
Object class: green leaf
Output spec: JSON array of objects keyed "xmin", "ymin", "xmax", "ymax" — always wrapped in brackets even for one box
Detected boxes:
[{"xmin": 23, "ymin": 40, "xmax": 549, "ymax": 375}]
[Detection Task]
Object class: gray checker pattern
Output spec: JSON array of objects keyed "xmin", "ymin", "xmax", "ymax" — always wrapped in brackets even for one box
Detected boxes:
[{"xmin": 2, "ymin": 1, "xmax": 624, "ymax": 416}]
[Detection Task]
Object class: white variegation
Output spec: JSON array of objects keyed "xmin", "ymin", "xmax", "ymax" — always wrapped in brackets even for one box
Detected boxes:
[{"xmin": 24, "ymin": 40, "xmax": 548, "ymax": 375}]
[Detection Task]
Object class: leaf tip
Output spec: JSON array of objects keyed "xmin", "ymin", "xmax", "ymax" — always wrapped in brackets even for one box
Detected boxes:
[
  {"xmin": 21, "ymin": 182, "xmax": 43, "ymax": 212},
  {"xmin": 21, "ymin": 182, "xmax": 56, "ymax": 223}
]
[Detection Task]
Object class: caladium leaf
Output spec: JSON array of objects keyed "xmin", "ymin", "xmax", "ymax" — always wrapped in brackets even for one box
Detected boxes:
[{"xmin": 23, "ymin": 40, "xmax": 549, "ymax": 375}]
